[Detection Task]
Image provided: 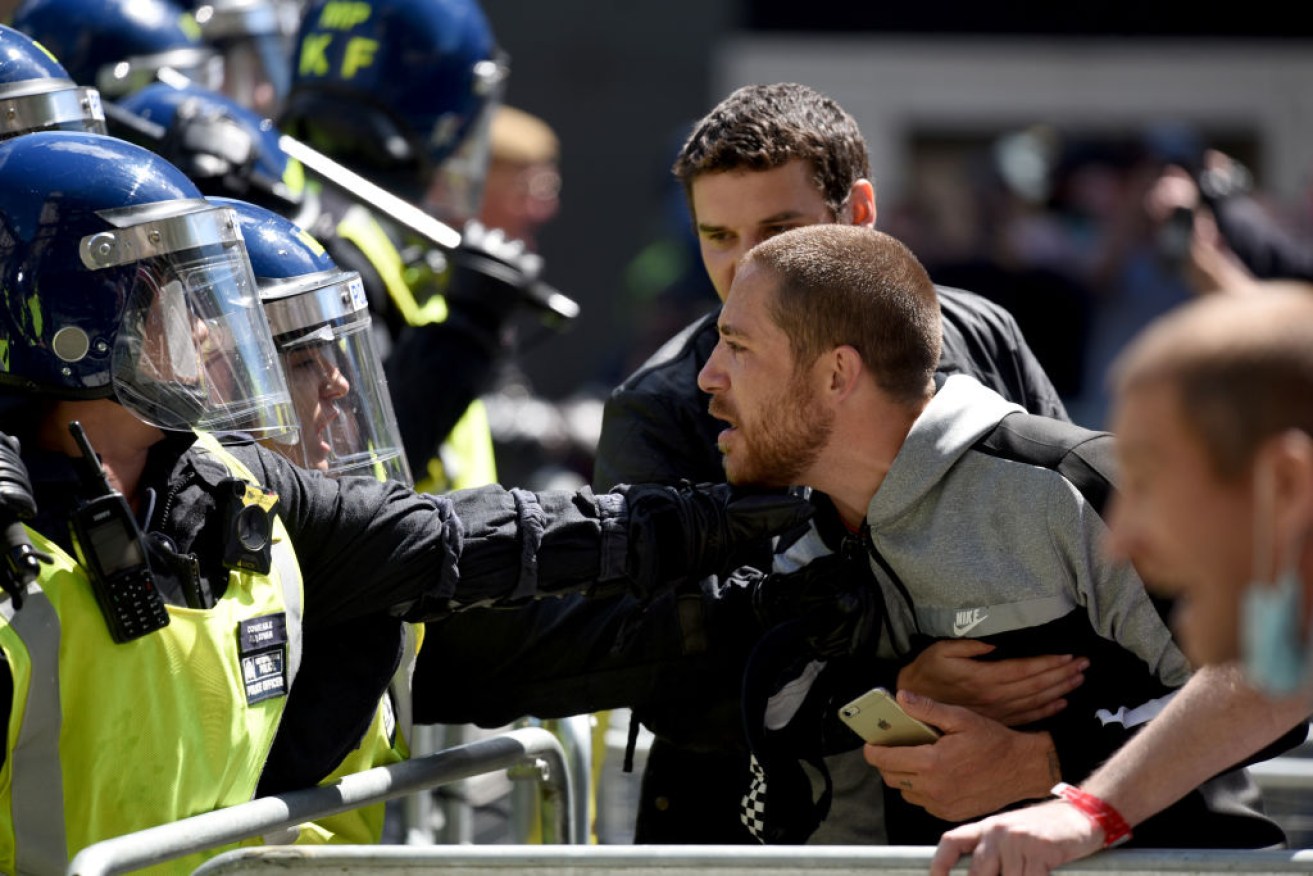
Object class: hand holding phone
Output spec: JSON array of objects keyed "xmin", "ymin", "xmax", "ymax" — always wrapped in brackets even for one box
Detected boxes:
[{"xmin": 838, "ymin": 687, "xmax": 941, "ymax": 746}]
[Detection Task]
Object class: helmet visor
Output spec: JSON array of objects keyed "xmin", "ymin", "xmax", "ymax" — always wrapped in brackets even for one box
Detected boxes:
[
  {"xmin": 265, "ymin": 272, "xmax": 412, "ymax": 485},
  {"xmin": 97, "ymin": 48, "xmax": 225, "ymax": 98},
  {"xmin": 421, "ymin": 56, "xmax": 508, "ymax": 226},
  {"xmin": 105, "ymin": 222, "xmax": 294, "ymax": 438},
  {"xmin": 214, "ymin": 35, "xmax": 292, "ymax": 117},
  {"xmin": 0, "ymin": 83, "xmax": 107, "ymax": 139}
]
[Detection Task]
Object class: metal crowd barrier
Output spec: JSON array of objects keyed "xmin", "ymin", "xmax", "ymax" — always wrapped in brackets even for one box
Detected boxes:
[
  {"xmin": 554, "ymin": 714, "xmax": 597, "ymax": 843},
  {"xmin": 191, "ymin": 845, "xmax": 1313, "ymax": 876},
  {"xmin": 67, "ymin": 728, "xmax": 576, "ymax": 876},
  {"xmin": 1251, "ymin": 757, "xmax": 1313, "ymax": 791},
  {"xmin": 410, "ymin": 712, "xmax": 596, "ymax": 845}
]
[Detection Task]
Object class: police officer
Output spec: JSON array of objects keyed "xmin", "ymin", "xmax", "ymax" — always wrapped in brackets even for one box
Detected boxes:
[
  {"xmin": 189, "ymin": 0, "xmax": 301, "ymax": 116},
  {"xmin": 0, "ymin": 130, "xmax": 810, "ymax": 874},
  {"xmin": 12, "ymin": 0, "xmax": 520, "ymax": 494},
  {"xmin": 0, "ymin": 23, "xmax": 108, "ymax": 140},
  {"xmin": 280, "ymin": 0, "xmax": 539, "ymax": 493},
  {"xmin": 220, "ymin": 196, "xmax": 412, "ymax": 484},
  {"xmin": 218, "ymin": 195, "xmax": 422, "ymax": 846},
  {"xmin": 12, "ymin": 0, "xmax": 225, "ymax": 99},
  {"xmin": 117, "ymin": 77, "xmax": 310, "ymax": 219}
]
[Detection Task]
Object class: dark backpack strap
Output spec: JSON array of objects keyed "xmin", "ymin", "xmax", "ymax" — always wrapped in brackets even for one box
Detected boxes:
[{"xmin": 972, "ymin": 412, "xmax": 1118, "ymax": 516}]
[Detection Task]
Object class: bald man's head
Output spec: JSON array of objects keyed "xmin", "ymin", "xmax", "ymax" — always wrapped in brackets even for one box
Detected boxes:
[{"xmin": 1112, "ymin": 283, "xmax": 1313, "ymax": 478}]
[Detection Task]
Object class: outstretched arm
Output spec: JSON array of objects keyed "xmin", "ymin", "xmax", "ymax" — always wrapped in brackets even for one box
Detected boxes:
[{"xmin": 931, "ymin": 663, "xmax": 1311, "ymax": 876}]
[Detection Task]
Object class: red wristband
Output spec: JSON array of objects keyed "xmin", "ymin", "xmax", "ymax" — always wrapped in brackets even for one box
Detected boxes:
[{"xmin": 1051, "ymin": 782, "xmax": 1132, "ymax": 848}]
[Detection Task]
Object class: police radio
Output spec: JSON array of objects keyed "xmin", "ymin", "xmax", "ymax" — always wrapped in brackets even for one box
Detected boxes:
[{"xmin": 66, "ymin": 421, "xmax": 170, "ymax": 643}]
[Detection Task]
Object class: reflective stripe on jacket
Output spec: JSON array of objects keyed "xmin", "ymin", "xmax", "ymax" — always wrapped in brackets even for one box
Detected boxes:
[{"xmin": 0, "ymin": 435, "xmax": 303, "ymax": 876}]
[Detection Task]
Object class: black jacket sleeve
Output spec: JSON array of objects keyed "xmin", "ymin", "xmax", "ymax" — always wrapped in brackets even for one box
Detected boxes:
[
  {"xmin": 1212, "ymin": 195, "xmax": 1313, "ymax": 283},
  {"xmin": 411, "ymin": 581, "xmax": 764, "ymax": 733},
  {"xmin": 226, "ymin": 441, "xmax": 629, "ymax": 628}
]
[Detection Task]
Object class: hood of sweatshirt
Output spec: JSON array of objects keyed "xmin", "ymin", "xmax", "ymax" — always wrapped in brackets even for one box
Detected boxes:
[{"xmin": 866, "ymin": 373, "xmax": 1023, "ymax": 529}]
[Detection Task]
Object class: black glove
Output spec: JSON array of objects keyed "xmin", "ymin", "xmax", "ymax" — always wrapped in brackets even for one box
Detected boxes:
[
  {"xmin": 621, "ymin": 481, "xmax": 813, "ymax": 598},
  {"xmin": 725, "ymin": 552, "xmax": 881, "ymax": 659},
  {"xmin": 0, "ymin": 432, "xmax": 51, "ymax": 609}
]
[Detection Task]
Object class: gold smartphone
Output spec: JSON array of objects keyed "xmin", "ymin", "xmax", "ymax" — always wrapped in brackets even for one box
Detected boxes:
[{"xmin": 838, "ymin": 687, "xmax": 941, "ymax": 746}]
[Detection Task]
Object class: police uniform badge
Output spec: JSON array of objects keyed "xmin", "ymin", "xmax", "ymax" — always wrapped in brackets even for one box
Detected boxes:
[{"xmin": 238, "ymin": 612, "xmax": 289, "ymax": 704}]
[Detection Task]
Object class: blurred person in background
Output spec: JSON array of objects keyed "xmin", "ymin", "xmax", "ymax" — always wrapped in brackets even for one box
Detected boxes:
[
  {"xmin": 479, "ymin": 104, "xmax": 561, "ymax": 252},
  {"xmin": 472, "ymin": 103, "xmax": 597, "ymax": 493},
  {"xmin": 1145, "ymin": 147, "xmax": 1313, "ymax": 294},
  {"xmin": 1037, "ymin": 129, "xmax": 1198, "ymax": 430},
  {"xmin": 903, "ymin": 125, "xmax": 1095, "ymax": 405}
]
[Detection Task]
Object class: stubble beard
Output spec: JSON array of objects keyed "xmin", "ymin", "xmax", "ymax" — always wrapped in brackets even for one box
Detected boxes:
[{"xmin": 723, "ymin": 375, "xmax": 833, "ymax": 488}]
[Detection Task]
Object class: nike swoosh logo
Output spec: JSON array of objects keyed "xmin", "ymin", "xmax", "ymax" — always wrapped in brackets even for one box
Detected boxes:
[{"xmin": 952, "ymin": 615, "xmax": 987, "ymax": 637}]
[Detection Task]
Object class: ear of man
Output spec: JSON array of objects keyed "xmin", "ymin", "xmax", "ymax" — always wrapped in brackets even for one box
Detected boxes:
[
  {"xmin": 1268, "ymin": 429, "xmax": 1313, "ymax": 552},
  {"xmin": 842, "ymin": 179, "xmax": 877, "ymax": 228},
  {"xmin": 828, "ymin": 345, "xmax": 865, "ymax": 401}
]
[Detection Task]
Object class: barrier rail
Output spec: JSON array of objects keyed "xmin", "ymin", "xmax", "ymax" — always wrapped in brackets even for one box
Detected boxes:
[
  {"xmin": 1250, "ymin": 757, "xmax": 1313, "ymax": 791},
  {"xmin": 67, "ymin": 728, "xmax": 576, "ymax": 876},
  {"xmin": 556, "ymin": 714, "xmax": 596, "ymax": 842},
  {"xmin": 189, "ymin": 844, "xmax": 1313, "ymax": 876}
]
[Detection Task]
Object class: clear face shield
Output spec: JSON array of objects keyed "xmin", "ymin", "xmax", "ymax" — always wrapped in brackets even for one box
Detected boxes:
[
  {"xmin": 95, "ymin": 46, "xmax": 225, "ymax": 98},
  {"xmin": 81, "ymin": 201, "xmax": 296, "ymax": 438},
  {"xmin": 195, "ymin": 0, "xmax": 297, "ymax": 116},
  {"xmin": 261, "ymin": 270, "xmax": 413, "ymax": 485},
  {"xmin": 421, "ymin": 54, "xmax": 509, "ymax": 227},
  {"xmin": 0, "ymin": 78, "xmax": 107, "ymax": 139}
]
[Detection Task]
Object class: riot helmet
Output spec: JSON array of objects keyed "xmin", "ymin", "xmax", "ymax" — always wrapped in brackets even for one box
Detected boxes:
[
  {"xmin": 191, "ymin": 0, "xmax": 299, "ymax": 116},
  {"xmin": 0, "ymin": 23, "xmax": 107, "ymax": 138},
  {"xmin": 213, "ymin": 197, "xmax": 413, "ymax": 484},
  {"xmin": 118, "ymin": 75, "xmax": 306, "ymax": 214},
  {"xmin": 0, "ymin": 131, "xmax": 295, "ymax": 440},
  {"xmin": 12, "ymin": 0, "xmax": 223, "ymax": 98},
  {"xmin": 280, "ymin": 0, "xmax": 507, "ymax": 220}
]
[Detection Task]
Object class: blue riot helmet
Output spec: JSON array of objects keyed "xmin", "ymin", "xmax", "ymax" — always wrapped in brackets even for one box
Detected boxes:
[
  {"xmin": 0, "ymin": 23, "xmax": 107, "ymax": 138},
  {"xmin": 191, "ymin": 0, "xmax": 299, "ymax": 116},
  {"xmin": 11, "ymin": 0, "xmax": 223, "ymax": 98},
  {"xmin": 212, "ymin": 196, "xmax": 414, "ymax": 484},
  {"xmin": 0, "ymin": 132, "xmax": 295, "ymax": 439},
  {"xmin": 118, "ymin": 76, "xmax": 306, "ymax": 215},
  {"xmin": 280, "ymin": 0, "xmax": 507, "ymax": 221}
]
